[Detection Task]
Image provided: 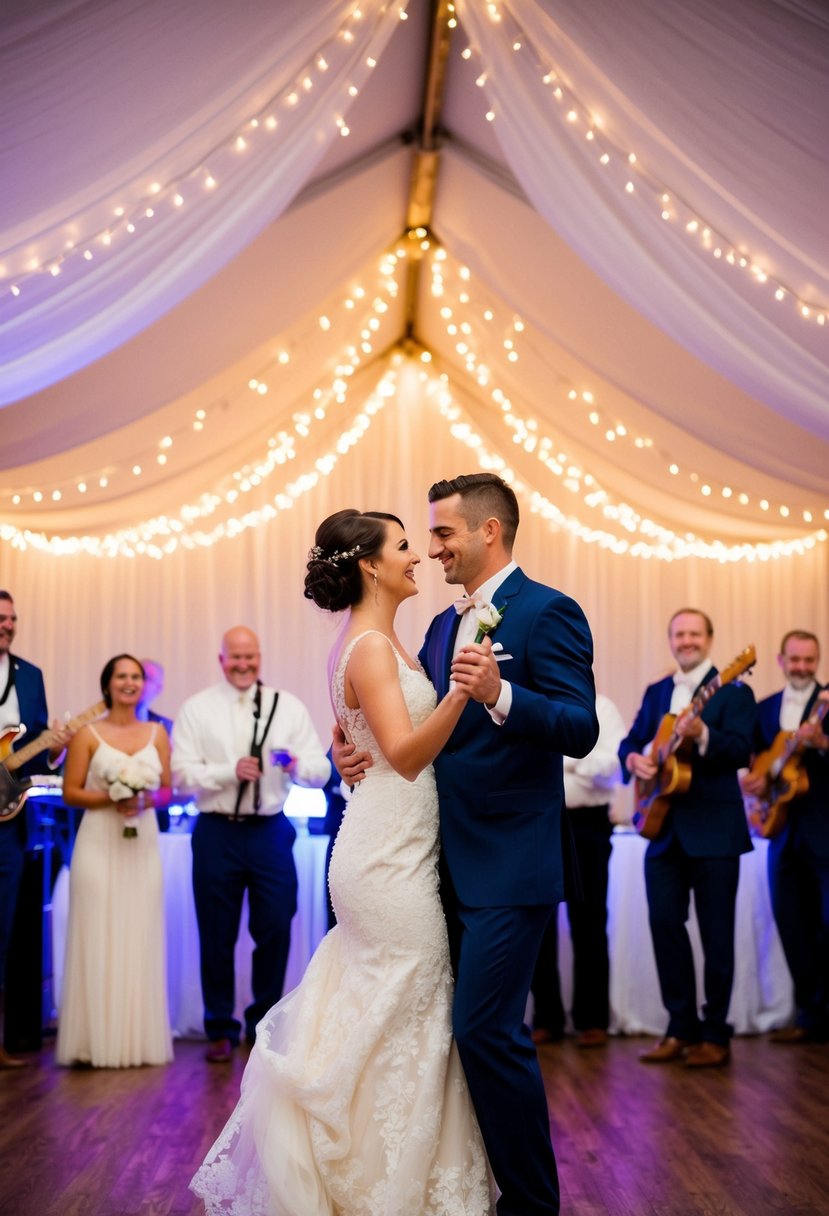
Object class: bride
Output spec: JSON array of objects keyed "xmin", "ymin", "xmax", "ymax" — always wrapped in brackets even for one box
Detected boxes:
[{"xmin": 191, "ymin": 509, "xmax": 493, "ymax": 1215}]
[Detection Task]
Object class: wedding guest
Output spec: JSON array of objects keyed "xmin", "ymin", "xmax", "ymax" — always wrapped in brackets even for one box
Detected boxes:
[
  {"xmin": 0, "ymin": 590, "xmax": 72, "ymax": 1068},
  {"xmin": 172, "ymin": 627, "xmax": 330, "ymax": 1063},
  {"xmin": 531, "ymin": 692, "xmax": 626, "ymax": 1048},
  {"xmin": 137, "ymin": 658, "xmax": 174, "ymax": 734},
  {"xmin": 57, "ymin": 654, "xmax": 173, "ymax": 1067},
  {"xmin": 741, "ymin": 631, "xmax": 829, "ymax": 1042},
  {"xmin": 619, "ymin": 609, "xmax": 755, "ymax": 1068}
]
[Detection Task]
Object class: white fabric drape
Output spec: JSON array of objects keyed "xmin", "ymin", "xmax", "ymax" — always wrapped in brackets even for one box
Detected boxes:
[
  {"xmin": 0, "ymin": 0, "xmax": 405, "ymax": 403},
  {"xmin": 455, "ymin": 0, "xmax": 829, "ymax": 434}
]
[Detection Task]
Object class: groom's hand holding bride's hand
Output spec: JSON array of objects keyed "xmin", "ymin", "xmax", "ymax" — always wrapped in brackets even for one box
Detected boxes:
[
  {"xmin": 332, "ymin": 723, "xmax": 372, "ymax": 785},
  {"xmin": 451, "ymin": 637, "xmax": 501, "ymax": 708}
]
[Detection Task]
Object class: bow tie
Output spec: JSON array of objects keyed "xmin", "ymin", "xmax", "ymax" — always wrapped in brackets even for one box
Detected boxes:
[
  {"xmin": 673, "ymin": 671, "xmax": 699, "ymax": 691},
  {"xmin": 454, "ymin": 597, "xmax": 482, "ymax": 615}
]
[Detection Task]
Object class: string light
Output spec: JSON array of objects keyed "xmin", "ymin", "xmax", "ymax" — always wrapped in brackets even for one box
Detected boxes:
[
  {"xmin": 1, "ymin": 1, "xmax": 412, "ymax": 300},
  {"xmin": 426, "ymin": 246, "xmax": 827, "ymax": 536},
  {"xmin": 460, "ymin": 6, "xmax": 828, "ymax": 327}
]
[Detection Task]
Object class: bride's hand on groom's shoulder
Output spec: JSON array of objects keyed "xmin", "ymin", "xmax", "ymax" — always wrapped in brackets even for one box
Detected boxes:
[{"xmin": 331, "ymin": 723, "xmax": 372, "ymax": 784}]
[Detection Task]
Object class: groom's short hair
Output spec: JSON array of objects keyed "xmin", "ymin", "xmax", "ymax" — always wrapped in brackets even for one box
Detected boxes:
[{"xmin": 428, "ymin": 473, "xmax": 519, "ymax": 550}]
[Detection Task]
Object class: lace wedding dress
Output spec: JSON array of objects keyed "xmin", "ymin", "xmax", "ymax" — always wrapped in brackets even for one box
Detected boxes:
[
  {"xmin": 56, "ymin": 726, "xmax": 173, "ymax": 1067},
  {"xmin": 191, "ymin": 632, "xmax": 493, "ymax": 1215}
]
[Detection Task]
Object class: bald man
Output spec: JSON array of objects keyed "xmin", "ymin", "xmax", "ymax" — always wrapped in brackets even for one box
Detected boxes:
[{"xmin": 173, "ymin": 627, "xmax": 330, "ymax": 1062}]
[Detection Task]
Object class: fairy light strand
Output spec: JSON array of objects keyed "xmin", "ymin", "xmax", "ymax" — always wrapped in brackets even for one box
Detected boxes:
[
  {"xmin": 460, "ymin": 4, "xmax": 827, "ymax": 326},
  {"xmin": 1, "ymin": 2, "xmax": 411, "ymax": 299}
]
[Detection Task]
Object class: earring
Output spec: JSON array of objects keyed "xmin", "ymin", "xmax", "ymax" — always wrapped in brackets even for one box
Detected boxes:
[{"xmin": 372, "ymin": 572, "xmax": 379, "ymax": 604}]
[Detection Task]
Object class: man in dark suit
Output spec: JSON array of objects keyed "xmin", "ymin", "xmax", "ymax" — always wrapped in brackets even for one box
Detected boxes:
[
  {"xmin": 339, "ymin": 473, "xmax": 598, "ymax": 1215},
  {"xmin": 423, "ymin": 474, "xmax": 598, "ymax": 1216},
  {"xmin": 619, "ymin": 608, "xmax": 755, "ymax": 1068},
  {"xmin": 0, "ymin": 590, "xmax": 71, "ymax": 1067},
  {"xmin": 740, "ymin": 630, "xmax": 829, "ymax": 1042}
]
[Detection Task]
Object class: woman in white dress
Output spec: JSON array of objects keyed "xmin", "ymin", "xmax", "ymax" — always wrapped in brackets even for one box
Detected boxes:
[
  {"xmin": 191, "ymin": 510, "xmax": 494, "ymax": 1215},
  {"xmin": 56, "ymin": 654, "xmax": 173, "ymax": 1068}
]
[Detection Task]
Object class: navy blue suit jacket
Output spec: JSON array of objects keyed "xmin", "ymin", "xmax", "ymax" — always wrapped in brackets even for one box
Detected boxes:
[
  {"xmin": 754, "ymin": 686, "xmax": 829, "ymax": 858},
  {"xmin": 418, "ymin": 567, "xmax": 598, "ymax": 908},
  {"xmin": 619, "ymin": 670, "xmax": 755, "ymax": 858},
  {"xmin": 7, "ymin": 655, "xmax": 50, "ymax": 780}
]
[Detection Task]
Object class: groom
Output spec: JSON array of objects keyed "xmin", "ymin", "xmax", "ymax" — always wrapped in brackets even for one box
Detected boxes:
[{"xmin": 339, "ymin": 473, "xmax": 598, "ymax": 1215}]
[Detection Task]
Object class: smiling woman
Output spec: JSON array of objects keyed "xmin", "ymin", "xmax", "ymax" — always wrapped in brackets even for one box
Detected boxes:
[{"xmin": 55, "ymin": 654, "xmax": 173, "ymax": 1068}]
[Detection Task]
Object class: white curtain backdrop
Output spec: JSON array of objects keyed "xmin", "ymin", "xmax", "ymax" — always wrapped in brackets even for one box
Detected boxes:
[
  {"xmin": 455, "ymin": 0, "xmax": 829, "ymax": 433},
  {"xmin": 0, "ymin": 0, "xmax": 406, "ymax": 402},
  {"xmin": 4, "ymin": 365, "xmax": 827, "ymax": 828}
]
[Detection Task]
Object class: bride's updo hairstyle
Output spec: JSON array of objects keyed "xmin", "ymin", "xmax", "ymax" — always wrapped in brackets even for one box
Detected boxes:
[{"xmin": 304, "ymin": 509, "xmax": 403, "ymax": 612}]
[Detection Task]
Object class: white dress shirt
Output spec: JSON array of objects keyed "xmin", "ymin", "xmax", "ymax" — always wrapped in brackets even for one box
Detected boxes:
[
  {"xmin": 0, "ymin": 654, "xmax": 22, "ymax": 734},
  {"xmin": 172, "ymin": 680, "xmax": 330, "ymax": 815},
  {"xmin": 563, "ymin": 693, "xmax": 625, "ymax": 808},
  {"xmin": 453, "ymin": 561, "xmax": 517, "ymax": 724},
  {"xmin": 780, "ymin": 680, "xmax": 817, "ymax": 731},
  {"xmin": 669, "ymin": 659, "xmax": 713, "ymax": 754}
]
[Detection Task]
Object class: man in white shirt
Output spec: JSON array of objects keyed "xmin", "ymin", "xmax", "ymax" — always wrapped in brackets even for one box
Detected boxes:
[
  {"xmin": 173, "ymin": 626, "xmax": 330, "ymax": 1062},
  {"xmin": 741, "ymin": 630, "xmax": 829, "ymax": 1042},
  {"xmin": 530, "ymin": 693, "xmax": 626, "ymax": 1048}
]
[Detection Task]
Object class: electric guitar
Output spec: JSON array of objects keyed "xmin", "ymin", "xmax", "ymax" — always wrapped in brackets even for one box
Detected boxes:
[
  {"xmin": 0, "ymin": 700, "xmax": 106, "ymax": 821},
  {"xmin": 746, "ymin": 696, "xmax": 829, "ymax": 839},
  {"xmin": 632, "ymin": 645, "xmax": 756, "ymax": 840}
]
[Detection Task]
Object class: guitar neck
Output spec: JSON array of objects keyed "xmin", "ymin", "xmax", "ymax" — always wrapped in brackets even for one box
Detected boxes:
[{"xmin": 3, "ymin": 699, "xmax": 106, "ymax": 772}]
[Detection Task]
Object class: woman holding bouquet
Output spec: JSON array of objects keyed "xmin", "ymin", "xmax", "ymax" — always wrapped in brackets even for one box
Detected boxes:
[{"xmin": 56, "ymin": 654, "xmax": 173, "ymax": 1067}]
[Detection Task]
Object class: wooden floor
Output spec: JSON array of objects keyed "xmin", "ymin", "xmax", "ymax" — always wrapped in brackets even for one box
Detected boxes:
[{"xmin": 1, "ymin": 1034, "xmax": 828, "ymax": 1215}]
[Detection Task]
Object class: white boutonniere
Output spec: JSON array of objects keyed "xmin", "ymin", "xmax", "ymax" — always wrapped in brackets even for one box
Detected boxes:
[
  {"xmin": 106, "ymin": 756, "xmax": 159, "ymax": 838},
  {"xmin": 473, "ymin": 602, "xmax": 507, "ymax": 645}
]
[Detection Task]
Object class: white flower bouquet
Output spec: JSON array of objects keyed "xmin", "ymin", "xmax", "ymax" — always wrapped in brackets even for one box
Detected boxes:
[{"xmin": 106, "ymin": 755, "xmax": 160, "ymax": 838}]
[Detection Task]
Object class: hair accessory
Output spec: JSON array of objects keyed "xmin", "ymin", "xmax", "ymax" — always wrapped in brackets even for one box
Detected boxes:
[{"xmin": 309, "ymin": 543, "xmax": 361, "ymax": 566}]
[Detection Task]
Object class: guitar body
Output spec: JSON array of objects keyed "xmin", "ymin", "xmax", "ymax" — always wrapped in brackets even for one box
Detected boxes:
[
  {"xmin": 746, "ymin": 730, "xmax": 811, "ymax": 839},
  {"xmin": 633, "ymin": 714, "xmax": 693, "ymax": 839},
  {"xmin": 0, "ymin": 764, "xmax": 31, "ymax": 822},
  {"xmin": 631, "ymin": 645, "xmax": 756, "ymax": 841},
  {"xmin": 0, "ymin": 699, "xmax": 106, "ymax": 822},
  {"xmin": 0, "ymin": 725, "xmax": 22, "ymax": 765}
]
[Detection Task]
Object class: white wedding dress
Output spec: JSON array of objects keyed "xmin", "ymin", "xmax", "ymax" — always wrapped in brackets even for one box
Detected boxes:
[
  {"xmin": 56, "ymin": 726, "xmax": 173, "ymax": 1068},
  {"xmin": 191, "ymin": 633, "xmax": 493, "ymax": 1215}
]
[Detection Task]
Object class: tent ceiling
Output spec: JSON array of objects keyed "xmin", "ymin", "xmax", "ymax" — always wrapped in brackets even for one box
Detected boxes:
[{"xmin": 1, "ymin": 0, "xmax": 827, "ymax": 557}]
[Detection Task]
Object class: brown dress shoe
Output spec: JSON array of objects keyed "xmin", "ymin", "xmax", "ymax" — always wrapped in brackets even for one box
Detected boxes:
[
  {"xmin": 639, "ymin": 1036, "xmax": 691, "ymax": 1063},
  {"xmin": 0, "ymin": 1045, "xmax": 28, "ymax": 1069},
  {"xmin": 205, "ymin": 1038, "xmax": 234, "ymax": 1063},
  {"xmin": 531, "ymin": 1027, "xmax": 563, "ymax": 1046},
  {"xmin": 683, "ymin": 1041, "xmax": 730, "ymax": 1068},
  {"xmin": 577, "ymin": 1028, "xmax": 608, "ymax": 1049},
  {"xmin": 769, "ymin": 1026, "xmax": 811, "ymax": 1044}
]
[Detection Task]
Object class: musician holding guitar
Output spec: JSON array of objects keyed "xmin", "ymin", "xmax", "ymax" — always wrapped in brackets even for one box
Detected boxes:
[
  {"xmin": 0, "ymin": 590, "xmax": 75, "ymax": 1068},
  {"xmin": 619, "ymin": 608, "xmax": 756, "ymax": 1068},
  {"xmin": 740, "ymin": 630, "xmax": 829, "ymax": 1044}
]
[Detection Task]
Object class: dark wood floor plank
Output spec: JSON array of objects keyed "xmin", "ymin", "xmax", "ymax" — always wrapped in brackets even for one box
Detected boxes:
[{"xmin": 1, "ymin": 1035, "xmax": 828, "ymax": 1215}]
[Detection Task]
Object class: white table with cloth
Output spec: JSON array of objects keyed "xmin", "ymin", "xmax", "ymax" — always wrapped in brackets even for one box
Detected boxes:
[{"xmin": 52, "ymin": 824, "xmax": 793, "ymax": 1038}]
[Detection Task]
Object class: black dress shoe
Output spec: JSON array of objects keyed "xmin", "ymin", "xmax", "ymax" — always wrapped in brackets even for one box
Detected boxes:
[{"xmin": 205, "ymin": 1038, "xmax": 234, "ymax": 1063}]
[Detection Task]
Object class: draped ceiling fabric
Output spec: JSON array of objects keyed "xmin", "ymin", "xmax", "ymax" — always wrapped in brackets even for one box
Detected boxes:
[{"xmin": 1, "ymin": 0, "xmax": 827, "ymax": 782}]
